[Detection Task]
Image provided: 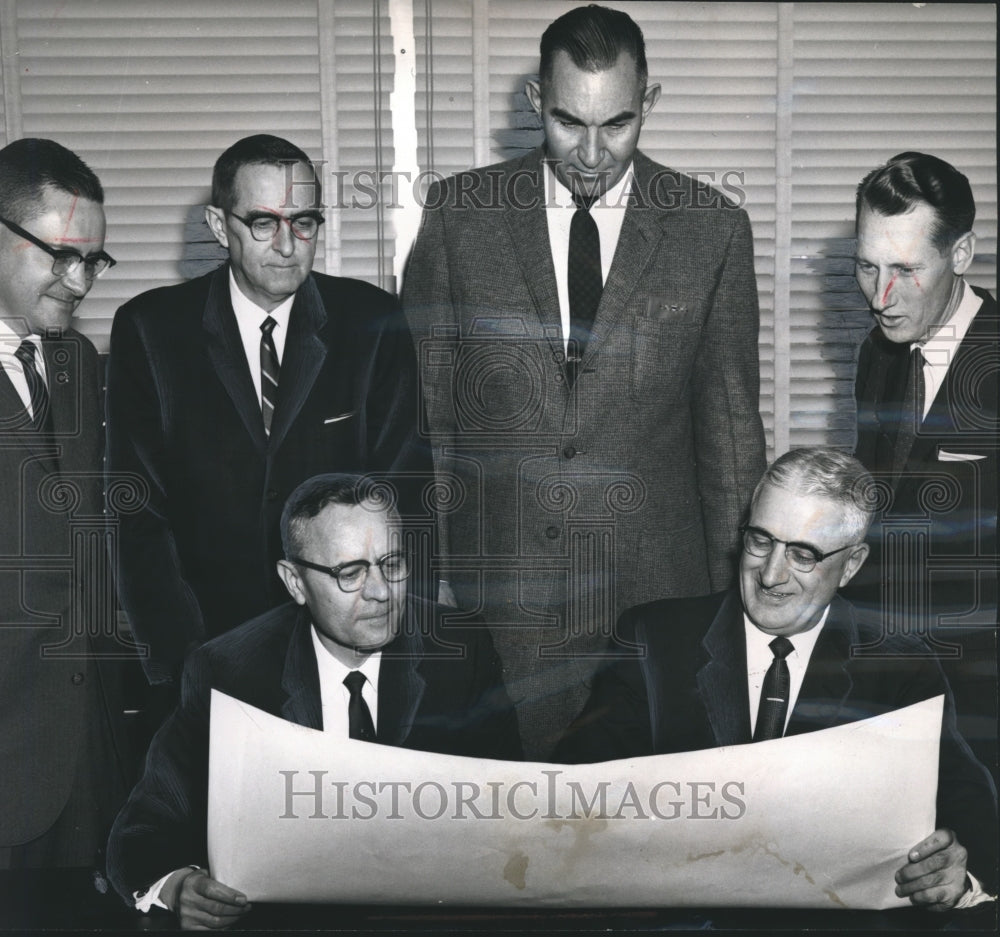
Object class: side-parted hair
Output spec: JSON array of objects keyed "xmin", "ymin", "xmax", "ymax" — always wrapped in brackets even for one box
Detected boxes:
[
  {"xmin": 751, "ymin": 447, "xmax": 876, "ymax": 541},
  {"xmin": 0, "ymin": 138, "xmax": 104, "ymax": 225},
  {"xmin": 539, "ymin": 4, "xmax": 648, "ymax": 87},
  {"xmin": 211, "ymin": 134, "xmax": 321, "ymax": 212},
  {"xmin": 281, "ymin": 473, "xmax": 397, "ymax": 558},
  {"xmin": 855, "ymin": 151, "xmax": 975, "ymax": 253}
]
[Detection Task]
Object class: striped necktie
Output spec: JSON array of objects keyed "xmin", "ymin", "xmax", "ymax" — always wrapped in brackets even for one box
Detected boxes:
[
  {"xmin": 260, "ymin": 316, "xmax": 280, "ymax": 435},
  {"xmin": 753, "ymin": 635, "xmax": 795, "ymax": 741},
  {"xmin": 14, "ymin": 339, "xmax": 50, "ymax": 431}
]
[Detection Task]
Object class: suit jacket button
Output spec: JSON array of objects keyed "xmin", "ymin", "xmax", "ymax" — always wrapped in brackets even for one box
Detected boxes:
[
  {"xmin": 562, "ymin": 446, "xmax": 576, "ymax": 459},
  {"xmin": 545, "ymin": 525, "xmax": 560, "ymax": 540},
  {"xmin": 71, "ymin": 672, "xmax": 85, "ymax": 685}
]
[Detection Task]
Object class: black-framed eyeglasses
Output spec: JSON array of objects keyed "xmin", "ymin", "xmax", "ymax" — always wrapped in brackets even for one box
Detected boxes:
[
  {"xmin": 739, "ymin": 524, "xmax": 858, "ymax": 573},
  {"xmin": 0, "ymin": 216, "xmax": 116, "ymax": 280},
  {"xmin": 227, "ymin": 210, "xmax": 325, "ymax": 242},
  {"xmin": 288, "ymin": 551, "xmax": 410, "ymax": 593}
]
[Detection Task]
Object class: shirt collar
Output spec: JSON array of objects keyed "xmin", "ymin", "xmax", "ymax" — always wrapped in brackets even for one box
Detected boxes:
[
  {"xmin": 743, "ymin": 605, "xmax": 830, "ymax": 662},
  {"xmin": 914, "ymin": 279, "xmax": 982, "ymax": 357},
  {"xmin": 310, "ymin": 624, "xmax": 382, "ymax": 696},
  {"xmin": 228, "ymin": 268, "xmax": 295, "ymax": 329}
]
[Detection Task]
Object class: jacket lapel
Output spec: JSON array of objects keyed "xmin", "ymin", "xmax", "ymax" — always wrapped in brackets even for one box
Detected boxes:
[
  {"xmin": 501, "ymin": 151, "xmax": 564, "ymax": 360},
  {"xmin": 696, "ymin": 591, "xmax": 752, "ymax": 746},
  {"xmin": 267, "ymin": 274, "xmax": 328, "ymax": 453},
  {"xmin": 374, "ymin": 605, "xmax": 427, "ymax": 747},
  {"xmin": 786, "ymin": 595, "xmax": 855, "ymax": 735},
  {"xmin": 0, "ymin": 342, "xmax": 58, "ymax": 469},
  {"xmin": 202, "ymin": 267, "xmax": 268, "ymax": 453},
  {"xmin": 280, "ymin": 610, "xmax": 324, "ymax": 731}
]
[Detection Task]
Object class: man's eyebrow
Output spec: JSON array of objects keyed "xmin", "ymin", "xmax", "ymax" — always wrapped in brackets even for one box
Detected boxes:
[
  {"xmin": 548, "ymin": 107, "xmax": 638, "ymax": 126},
  {"xmin": 750, "ymin": 524, "xmax": 824, "ymax": 555}
]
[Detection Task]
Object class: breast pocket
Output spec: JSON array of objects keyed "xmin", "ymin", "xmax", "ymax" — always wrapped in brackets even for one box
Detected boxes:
[{"xmin": 629, "ymin": 317, "xmax": 702, "ymax": 401}]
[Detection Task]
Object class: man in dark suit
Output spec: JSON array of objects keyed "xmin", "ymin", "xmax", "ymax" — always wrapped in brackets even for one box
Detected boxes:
[
  {"xmin": 402, "ymin": 5, "xmax": 765, "ymax": 759},
  {"xmin": 851, "ymin": 152, "xmax": 997, "ymax": 777},
  {"xmin": 108, "ymin": 473, "xmax": 520, "ymax": 929},
  {"xmin": 557, "ymin": 448, "xmax": 997, "ymax": 910},
  {"xmin": 106, "ymin": 134, "xmax": 430, "ymax": 688},
  {"xmin": 0, "ymin": 139, "xmax": 130, "ymax": 868}
]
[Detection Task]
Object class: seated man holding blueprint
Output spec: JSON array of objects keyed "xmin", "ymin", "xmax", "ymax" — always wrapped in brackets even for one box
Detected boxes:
[
  {"xmin": 108, "ymin": 473, "xmax": 521, "ymax": 929},
  {"xmin": 557, "ymin": 447, "xmax": 997, "ymax": 910}
]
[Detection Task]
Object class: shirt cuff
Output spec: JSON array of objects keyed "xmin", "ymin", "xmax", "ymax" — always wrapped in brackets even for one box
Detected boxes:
[
  {"xmin": 954, "ymin": 872, "xmax": 996, "ymax": 909},
  {"xmin": 133, "ymin": 866, "xmax": 200, "ymax": 913}
]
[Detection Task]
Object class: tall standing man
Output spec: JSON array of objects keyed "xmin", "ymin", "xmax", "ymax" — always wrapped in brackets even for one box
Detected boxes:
[
  {"xmin": 403, "ymin": 5, "xmax": 765, "ymax": 758},
  {"xmin": 0, "ymin": 138, "xmax": 130, "ymax": 868},
  {"xmin": 852, "ymin": 152, "xmax": 998, "ymax": 774},
  {"xmin": 106, "ymin": 134, "xmax": 430, "ymax": 689}
]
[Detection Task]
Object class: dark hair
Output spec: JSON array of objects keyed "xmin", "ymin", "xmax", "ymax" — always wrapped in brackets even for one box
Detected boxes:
[
  {"xmin": 211, "ymin": 134, "xmax": 321, "ymax": 212},
  {"xmin": 855, "ymin": 151, "xmax": 975, "ymax": 252},
  {"xmin": 539, "ymin": 5, "xmax": 647, "ymax": 86},
  {"xmin": 0, "ymin": 138, "xmax": 104, "ymax": 224},
  {"xmin": 751, "ymin": 447, "xmax": 875, "ymax": 541},
  {"xmin": 281, "ymin": 473, "xmax": 398, "ymax": 558}
]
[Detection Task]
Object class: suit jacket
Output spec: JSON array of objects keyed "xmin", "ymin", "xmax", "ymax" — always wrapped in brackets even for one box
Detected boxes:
[
  {"xmin": 402, "ymin": 147, "xmax": 765, "ymax": 756},
  {"xmin": 106, "ymin": 266, "xmax": 431, "ymax": 684},
  {"xmin": 853, "ymin": 286, "xmax": 998, "ymax": 615},
  {"xmin": 555, "ymin": 590, "xmax": 998, "ymax": 890},
  {"xmin": 0, "ymin": 331, "xmax": 130, "ymax": 850},
  {"xmin": 106, "ymin": 598, "xmax": 521, "ymax": 899}
]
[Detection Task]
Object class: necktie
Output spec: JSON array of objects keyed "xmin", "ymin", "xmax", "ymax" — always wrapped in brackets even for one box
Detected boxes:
[
  {"xmin": 892, "ymin": 345, "xmax": 925, "ymax": 479},
  {"xmin": 567, "ymin": 192, "xmax": 602, "ymax": 385},
  {"xmin": 753, "ymin": 636, "xmax": 795, "ymax": 742},
  {"xmin": 14, "ymin": 339, "xmax": 50, "ymax": 431},
  {"xmin": 259, "ymin": 316, "xmax": 280, "ymax": 435},
  {"xmin": 344, "ymin": 671, "xmax": 376, "ymax": 742}
]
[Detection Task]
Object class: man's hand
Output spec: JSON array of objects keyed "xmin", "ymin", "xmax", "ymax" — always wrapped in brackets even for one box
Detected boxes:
[
  {"xmin": 163, "ymin": 867, "xmax": 251, "ymax": 930},
  {"xmin": 895, "ymin": 828, "xmax": 970, "ymax": 911}
]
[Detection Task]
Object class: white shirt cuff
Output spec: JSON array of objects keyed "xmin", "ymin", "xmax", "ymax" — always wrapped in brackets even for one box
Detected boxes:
[
  {"xmin": 133, "ymin": 866, "xmax": 200, "ymax": 913},
  {"xmin": 955, "ymin": 872, "xmax": 995, "ymax": 909}
]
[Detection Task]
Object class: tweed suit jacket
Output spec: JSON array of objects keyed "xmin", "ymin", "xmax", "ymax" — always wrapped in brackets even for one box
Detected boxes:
[
  {"xmin": 0, "ymin": 330, "xmax": 130, "ymax": 847},
  {"xmin": 555, "ymin": 590, "xmax": 998, "ymax": 891},
  {"xmin": 404, "ymin": 148, "xmax": 765, "ymax": 615},
  {"xmin": 107, "ymin": 599, "xmax": 522, "ymax": 900},
  {"xmin": 106, "ymin": 266, "xmax": 431, "ymax": 684}
]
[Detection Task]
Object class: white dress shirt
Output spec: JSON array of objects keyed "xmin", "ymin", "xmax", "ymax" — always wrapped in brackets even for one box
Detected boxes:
[
  {"xmin": 744, "ymin": 609, "xmax": 827, "ymax": 737},
  {"xmin": 228, "ymin": 270, "xmax": 293, "ymax": 405},
  {"xmin": 541, "ymin": 162, "xmax": 633, "ymax": 351},
  {"xmin": 0, "ymin": 320, "xmax": 47, "ymax": 419},
  {"xmin": 914, "ymin": 279, "xmax": 982, "ymax": 420}
]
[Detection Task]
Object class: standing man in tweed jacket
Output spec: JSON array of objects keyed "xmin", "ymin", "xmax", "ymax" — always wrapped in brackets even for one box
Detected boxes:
[{"xmin": 402, "ymin": 5, "xmax": 765, "ymax": 758}]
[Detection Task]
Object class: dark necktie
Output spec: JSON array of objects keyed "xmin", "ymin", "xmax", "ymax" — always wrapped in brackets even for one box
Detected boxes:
[
  {"xmin": 14, "ymin": 339, "xmax": 50, "ymax": 431},
  {"xmin": 344, "ymin": 671, "xmax": 376, "ymax": 742},
  {"xmin": 753, "ymin": 636, "xmax": 795, "ymax": 742},
  {"xmin": 259, "ymin": 316, "xmax": 280, "ymax": 435},
  {"xmin": 892, "ymin": 345, "xmax": 926, "ymax": 479},
  {"xmin": 567, "ymin": 192, "xmax": 602, "ymax": 385}
]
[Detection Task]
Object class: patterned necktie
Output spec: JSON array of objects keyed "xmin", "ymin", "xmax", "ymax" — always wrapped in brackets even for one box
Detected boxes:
[
  {"xmin": 14, "ymin": 339, "xmax": 50, "ymax": 431},
  {"xmin": 753, "ymin": 636, "xmax": 795, "ymax": 742},
  {"xmin": 892, "ymin": 345, "xmax": 926, "ymax": 479},
  {"xmin": 567, "ymin": 192, "xmax": 602, "ymax": 385},
  {"xmin": 259, "ymin": 316, "xmax": 280, "ymax": 435},
  {"xmin": 344, "ymin": 671, "xmax": 376, "ymax": 742}
]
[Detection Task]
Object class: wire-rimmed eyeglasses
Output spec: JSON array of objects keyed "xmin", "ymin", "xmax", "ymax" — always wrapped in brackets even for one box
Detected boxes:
[
  {"xmin": 0, "ymin": 216, "xmax": 116, "ymax": 280},
  {"xmin": 739, "ymin": 524, "xmax": 858, "ymax": 573}
]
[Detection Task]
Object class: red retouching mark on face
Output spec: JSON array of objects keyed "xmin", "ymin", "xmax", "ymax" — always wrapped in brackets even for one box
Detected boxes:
[
  {"xmin": 53, "ymin": 192, "xmax": 99, "ymax": 245},
  {"xmin": 881, "ymin": 273, "xmax": 897, "ymax": 307}
]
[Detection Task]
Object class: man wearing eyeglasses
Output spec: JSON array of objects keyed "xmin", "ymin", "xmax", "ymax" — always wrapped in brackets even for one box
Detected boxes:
[
  {"xmin": 556, "ymin": 447, "xmax": 997, "ymax": 909},
  {"xmin": 106, "ymin": 134, "xmax": 429, "ymax": 693},
  {"xmin": 0, "ymin": 138, "xmax": 130, "ymax": 870},
  {"xmin": 108, "ymin": 473, "xmax": 520, "ymax": 928}
]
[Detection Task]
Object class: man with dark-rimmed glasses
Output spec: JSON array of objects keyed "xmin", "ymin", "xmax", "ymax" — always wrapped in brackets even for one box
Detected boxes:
[
  {"xmin": 105, "ymin": 134, "xmax": 430, "ymax": 694},
  {"xmin": 0, "ymin": 138, "xmax": 130, "ymax": 871},
  {"xmin": 108, "ymin": 473, "xmax": 519, "ymax": 928},
  {"xmin": 557, "ymin": 447, "xmax": 997, "ymax": 909}
]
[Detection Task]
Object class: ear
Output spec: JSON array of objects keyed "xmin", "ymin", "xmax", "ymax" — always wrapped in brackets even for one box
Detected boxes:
[
  {"xmin": 641, "ymin": 83, "xmax": 661, "ymax": 122},
  {"xmin": 277, "ymin": 559, "xmax": 307, "ymax": 606},
  {"xmin": 838, "ymin": 543, "xmax": 870, "ymax": 588},
  {"xmin": 525, "ymin": 78, "xmax": 543, "ymax": 117},
  {"xmin": 950, "ymin": 230, "xmax": 976, "ymax": 276},
  {"xmin": 204, "ymin": 205, "xmax": 229, "ymax": 249}
]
